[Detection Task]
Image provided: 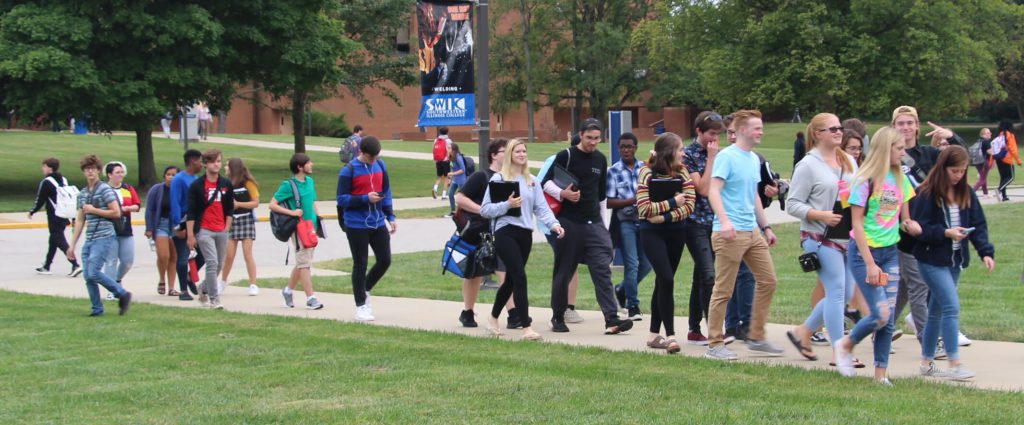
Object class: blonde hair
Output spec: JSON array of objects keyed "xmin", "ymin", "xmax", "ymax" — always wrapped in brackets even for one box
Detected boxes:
[
  {"xmin": 805, "ymin": 113, "xmax": 854, "ymax": 173},
  {"xmin": 500, "ymin": 138, "xmax": 532, "ymax": 184},
  {"xmin": 853, "ymin": 126, "xmax": 904, "ymax": 194}
]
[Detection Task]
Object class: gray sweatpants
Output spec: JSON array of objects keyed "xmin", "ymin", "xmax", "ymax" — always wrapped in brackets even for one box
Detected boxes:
[
  {"xmin": 197, "ymin": 229, "xmax": 228, "ymax": 301},
  {"xmin": 895, "ymin": 251, "xmax": 929, "ymax": 342}
]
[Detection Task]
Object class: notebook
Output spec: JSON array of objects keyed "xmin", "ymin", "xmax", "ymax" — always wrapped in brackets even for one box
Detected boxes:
[
  {"xmin": 548, "ymin": 163, "xmax": 579, "ymax": 190},
  {"xmin": 649, "ymin": 178, "xmax": 682, "ymax": 203},
  {"xmin": 488, "ymin": 181, "xmax": 522, "ymax": 217},
  {"xmin": 823, "ymin": 201, "xmax": 853, "ymax": 239}
]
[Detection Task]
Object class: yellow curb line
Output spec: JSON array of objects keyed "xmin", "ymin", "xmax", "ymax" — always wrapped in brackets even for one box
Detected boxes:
[{"xmin": 0, "ymin": 214, "xmax": 341, "ymax": 230}]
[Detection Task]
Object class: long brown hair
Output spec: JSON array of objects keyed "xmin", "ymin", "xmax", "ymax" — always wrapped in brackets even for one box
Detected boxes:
[
  {"xmin": 646, "ymin": 132, "xmax": 685, "ymax": 176},
  {"xmin": 227, "ymin": 157, "xmax": 256, "ymax": 188},
  {"xmin": 917, "ymin": 145, "xmax": 972, "ymax": 209}
]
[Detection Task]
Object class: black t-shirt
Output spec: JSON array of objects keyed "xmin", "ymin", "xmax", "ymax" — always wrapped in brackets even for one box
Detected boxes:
[
  {"xmin": 460, "ymin": 168, "xmax": 496, "ymax": 206},
  {"xmin": 545, "ymin": 146, "xmax": 607, "ymax": 222}
]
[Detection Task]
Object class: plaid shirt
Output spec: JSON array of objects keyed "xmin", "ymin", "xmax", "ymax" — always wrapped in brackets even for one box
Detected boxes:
[
  {"xmin": 606, "ymin": 159, "xmax": 644, "ymax": 201},
  {"xmin": 683, "ymin": 140, "xmax": 715, "ymax": 226}
]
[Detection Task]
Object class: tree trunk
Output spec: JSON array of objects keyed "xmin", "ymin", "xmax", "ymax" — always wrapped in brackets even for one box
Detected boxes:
[
  {"xmin": 135, "ymin": 129, "xmax": 158, "ymax": 189},
  {"xmin": 292, "ymin": 91, "xmax": 307, "ymax": 153}
]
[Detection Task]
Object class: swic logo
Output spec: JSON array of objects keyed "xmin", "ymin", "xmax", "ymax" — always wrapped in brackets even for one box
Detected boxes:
[{"xmin": 425, "ymin": 96, "xmax": 468, "ymax": 119}]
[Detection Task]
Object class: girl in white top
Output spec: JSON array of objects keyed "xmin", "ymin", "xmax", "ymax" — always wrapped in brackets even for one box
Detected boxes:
[{"xmin": 481, "ymin": 138, "xmax": 564, "ymax": 340}]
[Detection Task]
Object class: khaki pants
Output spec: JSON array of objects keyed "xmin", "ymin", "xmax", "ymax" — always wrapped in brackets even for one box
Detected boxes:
[{"xmin": 707, "ymin": 231, "xmax": 778, "ymax": 347}]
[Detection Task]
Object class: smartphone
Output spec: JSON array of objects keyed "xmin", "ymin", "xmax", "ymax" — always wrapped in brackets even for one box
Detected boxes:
[{"xmin": 960, "ymin": 227, "xmax": 976, "ymax": 236}]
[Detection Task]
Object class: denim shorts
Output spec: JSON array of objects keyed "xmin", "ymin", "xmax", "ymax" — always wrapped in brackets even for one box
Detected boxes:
[{"xmin": 155, "ymin": 217, "xmax": 173, "ymax": 238}]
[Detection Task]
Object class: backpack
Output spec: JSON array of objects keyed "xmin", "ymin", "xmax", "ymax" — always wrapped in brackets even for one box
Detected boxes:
[
  {"xmin": 460, "ymin": 154, "xmax": 476, "ymax": 176},
  {"xmin": 968, "ymin": 140, "xmax": 985, "ymax": 166},
  {"xmin": 991, "ymin": 133, "xmax": 1008, "ymax": 161},
  {"xmin": 336, "ymin": 162, "xmax": 355, "ymax": 233},
  {"xmin": 338, "ymin": 135, "xmax": 359, "ymax": 163},
  {"xmin": 432, "ymin": 137, "xmax": 448, "ymax": 161},
  {"xmin": 46, "ymin": 176, "xmax": 79, "ymax": 219}
]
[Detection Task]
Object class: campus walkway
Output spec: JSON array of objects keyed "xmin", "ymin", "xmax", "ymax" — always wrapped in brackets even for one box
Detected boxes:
[{"xmin": 2, "ymin": 192, "xmax": 1022, "ymax": 392}]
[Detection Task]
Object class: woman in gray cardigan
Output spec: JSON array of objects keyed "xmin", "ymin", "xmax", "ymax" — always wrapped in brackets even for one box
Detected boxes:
[{"xmin": 785, "ymin": 113, "xmax": 859, "ymax": 364}]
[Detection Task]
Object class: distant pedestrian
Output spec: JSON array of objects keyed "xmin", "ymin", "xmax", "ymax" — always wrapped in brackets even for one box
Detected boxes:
[
  {"xmin": 339, "ymin": 125, "xmax": 364, "ymax": 163},
  {"xmin": 993, "ymin": 119, "xmax": 1020, "ymax": 202},
  {"xmin": 160, "ymin": 112, "xmax": 173, "ymax": 138},
  {"xmin": 29, "ymin": 157, "xmax": 82, "ymax": 277},
  {"xmin": 971, "ymin": 128, "xmax": 992, "ymax": 197},
  {"xmin": 186, "ymin": 149, "xmax": 234, "ymax": 309},
  {"xmin": 102, "ymin": 161, "xmax": 140, "ymax": 299},
  {"xmin": 220, "ymin": 158, "xmax": 260, "ymax": 296},
  {"xmin": 445, "ymin": 142, "xmax": 467, "ymax": 217},
  {"xmin": 271, "ymin": 153, "xmax": 324, "ymax": 310},
  {"xmin": 197, "ymin": 102, "xmax": 212, "ymax": 141},
  {"xmin": 66, "ymin": 155, "xmax": 133, "ymax": 316},
  {"xmin": 793, "ymin": 131, "xmax": 806, "ymax": 166},
  {"xmin": 338, "ymin": 137, "xmax": 396, "ymax": 320},
  {"xmin": 145, "ymin": 166, "xmax": 180, "ymax": 296},
  {"xmin": 432, "ymin": 127, "xmax": 452, "ymax": 199}
]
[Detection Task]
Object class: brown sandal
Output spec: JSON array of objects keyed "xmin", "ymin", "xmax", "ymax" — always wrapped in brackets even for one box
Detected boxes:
[
  {"xmin": 665, "ymin": 338, "xmax": 681, "ymax": 354},
  {"xmin": 168, "ymin": 288, "xmax": 180, "ymax": 296},
  {"xmin": 158, "ymin": 281, "xmax": 166, "ymax": 295},
  {"xmin": 647, "ymin": 335, "xmax": 670, "ymax": 349}
]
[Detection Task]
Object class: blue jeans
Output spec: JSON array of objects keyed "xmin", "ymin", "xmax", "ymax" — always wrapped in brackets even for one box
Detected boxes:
[
  {"xmin": 448, "ymin": 182, "xmax": 461, "ymax": 213},
  {"xmin": 725, "ymin": 262, "xmax": 754, "ymax": 330},
  {"xmin": 82, "ymin": 236, "xmax": 127, "ymax": 314},
  {"xmin": 801, "ymin": 239, "xmax": 855, "ymax": 346},
  {"xmin": 847, "ymin": 243, "xmax": 900, "ymax": 369},
  {"xmin": 104, "ymin": 235, "xmax": 134, "ymax": 282},
  {"xmin": 918, "ymin": 260, "xmax": 963, "ymax": 362},
  {"xmin": 615, "ymin": 220, "xmax": 651, "ymax": 308}
]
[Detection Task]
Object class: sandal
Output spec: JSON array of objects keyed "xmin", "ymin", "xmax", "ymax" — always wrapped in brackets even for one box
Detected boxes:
[
  {"xmin": 830, "ymin": 358, "xmax": 866, "ymax": 368},
  {"xmin": 665, "ymin": 338, "xmax": 681, "ymax": 354},
  {"xmin": 647, "ymin": 335, "xmax": 670, "ymax": 349},
  {"xmin": 522, "ymin": 329, "xmax": 542, "ymax": 341},
  {"xmin": 787, "ymin": 330, "xmax": 818, "ymax": 361},
  {"xmin": 158, "ymin": 281, "xmax": 166, "ymax": 295},
  {"xmin": 168, "ymin": 288, "xmax": 181, "ymax": 296}
]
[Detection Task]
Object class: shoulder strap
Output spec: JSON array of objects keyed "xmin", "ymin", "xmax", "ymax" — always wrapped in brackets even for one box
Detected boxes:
[
  {"xmin": 566, "ymin": 147, "xmax": 572, "ymax": 169},
  {"xmin": 288, "ymin": 178, "xmax": 300, "ymax": 210},
  {"xmin": 46, "ymin": 176, "xmax": 66, "ymax": 188}
]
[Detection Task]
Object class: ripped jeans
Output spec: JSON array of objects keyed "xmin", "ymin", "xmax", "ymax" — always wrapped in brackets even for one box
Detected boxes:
[{"xmin": 847, "ymin": 243, "xmax": 900, "ymax": 369}]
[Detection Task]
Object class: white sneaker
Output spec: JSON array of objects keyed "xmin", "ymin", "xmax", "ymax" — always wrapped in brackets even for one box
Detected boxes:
[
  {"xmin": 217, "ymin": 279, "xmax": 226, "ymax": 295},
  {"xmin": 355, "ymin": 304, "xmax": 375, "ymax": 321},
  {"xmin": 904, "ymin": 313, "xmax": 916, "ymax": 334},
  {"xmin": 248, "ymin": 284, "xmax": 260, "ymax": 296},
  {"xmin": 563, "ymin": 308, "xmax": 584, "ymax": 324},
  {"xmin": 958, "ymin": 331, "xmax": 972, "ymax": 347},
  {"xmin": 105, "ymin": 292, "xmax": 115, "ymax": 301},
  {"xmin": 365, "ymin": 291, "xmax": 372, "ymax": 307}
]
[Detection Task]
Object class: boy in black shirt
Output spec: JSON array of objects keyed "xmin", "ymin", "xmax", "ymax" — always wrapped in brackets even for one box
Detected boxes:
[{"xmin": 29, "ymin": 157, "xmax": 82, "ymax": 276}]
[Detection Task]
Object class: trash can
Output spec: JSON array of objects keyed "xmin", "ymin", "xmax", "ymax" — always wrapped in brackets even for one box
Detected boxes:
[{"xmin": 73, "ymin": 118, "xmax": 88, "ymax": 135}]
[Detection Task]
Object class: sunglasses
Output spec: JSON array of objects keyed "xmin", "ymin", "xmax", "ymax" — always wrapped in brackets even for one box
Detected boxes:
[
  {"xmin": 817, "ymin": 126, "xmax": 844, "ymax": 134},
  {"xmin": 703, "ymin": 113, "xmax": 723, "ymax": 123}
]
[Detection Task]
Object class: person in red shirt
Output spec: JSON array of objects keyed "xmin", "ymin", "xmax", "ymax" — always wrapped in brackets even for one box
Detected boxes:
[{"xmin": 186, "ymin": 149, "xmax": 235, "ymax": 309}]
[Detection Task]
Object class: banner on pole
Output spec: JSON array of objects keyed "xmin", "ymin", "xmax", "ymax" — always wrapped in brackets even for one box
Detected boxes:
[{"xmin": 416, "ymin": 1, "xmax": 476, "ymax": 127}]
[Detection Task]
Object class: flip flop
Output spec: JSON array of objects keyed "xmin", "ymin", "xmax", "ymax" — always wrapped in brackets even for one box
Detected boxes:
[{"xmin": 787, "ymin": 330, "xmax": 818, "ymax": 361}]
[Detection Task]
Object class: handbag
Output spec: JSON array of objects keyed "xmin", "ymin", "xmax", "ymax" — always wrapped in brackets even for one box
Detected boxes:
[
  {"xmin": 441, "ymin": 232, "xmax": 477, "ymax": 278},
  {"xmin": 467, "ymin": 231, "xmax": 497, "ymax": 278},
  {"xmin": 296, "ymin": 218, "xmax": 318, "ymax": 248},
  {"xmin": 270, "ymin": 179, "xmax": 301, "ymax": 242}
]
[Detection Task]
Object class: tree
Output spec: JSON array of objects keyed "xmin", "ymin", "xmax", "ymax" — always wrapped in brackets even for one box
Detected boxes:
[
  {"xmin": 0, "ymin": 2, "xmax": 237, "ymax": 187},
  {"xmin": 492, "ymin": 0, "xmax": 652, "ymax": 130},
  {"xmin": 229, "ymin": 0, "xmax": 416, "ymax": 153},
  {"xmin": 649, "ymin": 0, "xmax": 1023, "ymax": 118}
]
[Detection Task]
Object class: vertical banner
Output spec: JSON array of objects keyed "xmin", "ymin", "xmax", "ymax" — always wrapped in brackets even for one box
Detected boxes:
[{"xmin": 416, "ymin": 1, "xmax": 476, "ymax": 127}]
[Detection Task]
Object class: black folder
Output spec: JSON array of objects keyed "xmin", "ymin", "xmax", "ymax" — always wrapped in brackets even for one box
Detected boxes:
[
  {"xmin": 649, "ymin": 178, "xmax": 682, "ymax": 203},
  {"xmin": 823, "ymin": 201, "xmax": 853, "ymax": 239},
  {"xmin": 549, "ymin": 163, "xmax": 579, "ymax": 190},
  {"xmin": 489, "ymin": 181, "xmax": 522, "ymax": 217}
]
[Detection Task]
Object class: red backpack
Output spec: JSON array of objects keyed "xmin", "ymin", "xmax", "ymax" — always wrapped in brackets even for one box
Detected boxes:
[{"xmin": 432, "ymin": 137, "xmax": 448, "ymax": 161}]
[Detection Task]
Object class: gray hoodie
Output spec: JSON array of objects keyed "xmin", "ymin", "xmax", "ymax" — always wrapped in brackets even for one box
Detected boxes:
[{"xmin": 786, "ymin": 149, "xmax": 857, "ymax": 237}]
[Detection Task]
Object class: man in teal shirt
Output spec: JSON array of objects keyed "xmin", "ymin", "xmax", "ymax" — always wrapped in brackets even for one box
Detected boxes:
[{"xmin": 269, "ymin": 153, "xmax": 323, "ymax": 310}]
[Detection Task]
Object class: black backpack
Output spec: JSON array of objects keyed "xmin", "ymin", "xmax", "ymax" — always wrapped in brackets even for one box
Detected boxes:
[{"xmin": 461, "ymin": 154, "xmax": 476, "ymax": 176}]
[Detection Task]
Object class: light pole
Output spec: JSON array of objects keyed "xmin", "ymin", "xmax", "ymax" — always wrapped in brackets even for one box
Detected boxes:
[{"xmin": 476, "ymin": 0, "xmax": 490, "ymax": 166}]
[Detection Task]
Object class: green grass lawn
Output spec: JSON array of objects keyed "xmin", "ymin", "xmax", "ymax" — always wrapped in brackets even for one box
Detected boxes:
[
  {"xmin": 298, "ymin": 201, "xmax": 1024, "ymax": 343},
  {"xmin": 0, "ymin": 132, "xmax": 439, "ymax": 212},
  {"xmin": 2, "ymin": 291, "xmax": 1021, "ymax": 424}
]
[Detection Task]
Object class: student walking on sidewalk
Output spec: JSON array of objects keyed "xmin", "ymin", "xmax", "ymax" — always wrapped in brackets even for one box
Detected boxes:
[
  {"xmin": 29, "ymin": 157, "xmax": 81, "ymax": 277},
  {"xmin": 170, "ymin": 150, "xmax": 204, "ymax": 300},
  {"xmin": 102, "ymin": 161, "xmax": 140, "ymax": 299},
  {"xmin": 145, "ymin": 166, "xmax": 180, "ymax": 296},
  {"xmin": 271, "ymin": 153, "xmax": 325, "ymax": 311},
  {"xmin": 337, "ymin": 137, "xmax": 396, "ymax": 320},
  {"xmin": 220, "ymin": 158, "xmax": 261, "ymax": 296},
  {"xmin": 186, "ymin": 149, "xmax": 234, "ymax": 309},
  {"xmin": 66, "ymin": 155, "xmax": 132, "ymax": 316},
  {"xmin": 836, "ymin": 127, "xmax": 922, "ymax": 384},
  {"xmin": 911, "ymin": 146, "xmax": 995, "ymax": 381}
]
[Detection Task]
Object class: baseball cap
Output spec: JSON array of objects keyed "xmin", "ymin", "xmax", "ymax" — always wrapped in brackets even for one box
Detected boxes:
[
  {"xmin": 579, "ymin": 118, "xmax": 603, "ymax": 132},
  {"xmin": 891, "ymin": 105, "xmax": 918, "ymax": 124}
]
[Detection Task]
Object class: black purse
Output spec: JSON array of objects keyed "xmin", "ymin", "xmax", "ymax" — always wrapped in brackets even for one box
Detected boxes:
[{"xmin": 798, "ymin": 251, "xmax": 821, "ymax": 272}]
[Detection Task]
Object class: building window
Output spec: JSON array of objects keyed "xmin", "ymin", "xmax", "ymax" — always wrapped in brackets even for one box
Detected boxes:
[{"xmin": 395, "ymin": 24, "xmax": 410, "ymax": 54}]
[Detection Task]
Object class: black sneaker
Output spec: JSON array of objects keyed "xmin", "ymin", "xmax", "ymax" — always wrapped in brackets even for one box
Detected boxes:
[
  {"xmin": 459, "ymin": 309, "xmax": 478, "ymax": 328},
  {"xmin": 735, "ymin": 325, "xmax": 750, "ymax": 342},
  {"xmin": 187, "ymin": 281, "xmax": 198, "ymax": 295},
  {"xmin": 627, "ymin": 306, "xmax": 642, "ymax": 321},
  {"xmin": 117, "ymin": 292, "xmax": 133, "ymax": 315},
  {"xmin": 178, "ymin": 292, "xmax": 194, "ymax": 301},
  {"xmin": 550, "ymin": 318, "xmax": 570, "ymax": 333},
  {"xmin": 35, "ymin": 266, "xmax": 52, "ymax": 275},
  {"xmin": 506, "ymin": 308, "xmax": 523, "ymax": 329},
  {"xmin": 604, "ymin": 317, "xmax": 633, "ymax": 334},
  {"xmin": 615, "ymin": 285, "xmax": 626, "ymax": 309}
]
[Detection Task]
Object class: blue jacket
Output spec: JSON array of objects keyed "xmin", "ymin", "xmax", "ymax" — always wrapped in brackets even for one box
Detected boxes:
[
  {"xmin": 144, "ymin": 183, "xmax": 166, "ymax": 234},
  {"xmin": 909, "ymin": 190, "xmax": 994, "ymax": 269},
  {"xmin": 336, "ymin": 159, "xmax": 395, "ymax": 229}
]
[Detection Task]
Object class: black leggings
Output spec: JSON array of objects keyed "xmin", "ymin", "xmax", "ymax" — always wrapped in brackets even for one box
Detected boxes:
[
  {"xmin": 642, "ymin": 227, "xmax": 686, "ymax": 336},
  {"xmin": 44, "ymin": 217, "xmax": 77, "ymax": 269},
  {"xmin": 997, "ymin": 160, "xmax": 1014, "ymax": 200},
  {"xmin": 346, "ymin": 226, "xmax": 392, "ymax": 306},
  {"xmin": 492, "ymin": 225, "xmax": 533, "ymax": 326}
]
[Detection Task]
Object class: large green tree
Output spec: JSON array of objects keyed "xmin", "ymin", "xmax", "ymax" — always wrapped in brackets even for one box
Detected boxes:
[
  {"xmin": 648, "ymin": 0, "xmax": 1023, "ymax": 118},
  {"xmin": 227, "ymin": 0, "xmax": 416, "ymax": 153},
  {"xmin": 492, "ymin": 0, "xmax": 652, "ymax": 130}
]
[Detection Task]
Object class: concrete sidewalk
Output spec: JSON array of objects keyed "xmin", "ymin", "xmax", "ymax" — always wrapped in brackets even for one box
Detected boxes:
[{"xmin": 1, "ymin": 216, "xmax": 1021, "ymax": 392}]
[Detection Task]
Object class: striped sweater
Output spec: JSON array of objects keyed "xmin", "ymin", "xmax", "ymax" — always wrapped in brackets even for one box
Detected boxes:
[{"xmin": 636, "ymin": 166, "xmax": 696, "ymax": 230}]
